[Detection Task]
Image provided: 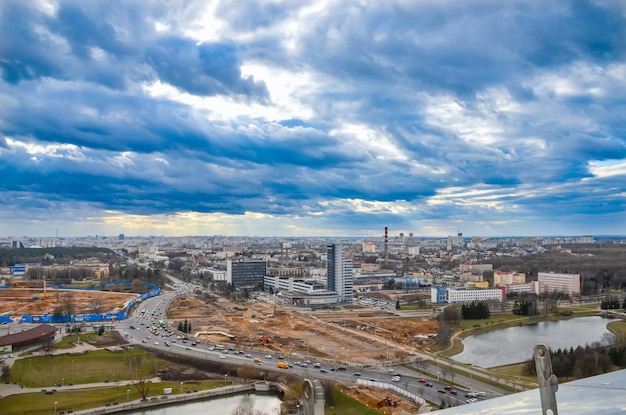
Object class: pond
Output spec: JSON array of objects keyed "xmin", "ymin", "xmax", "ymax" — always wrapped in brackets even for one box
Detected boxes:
[
  {"xmin": 129, "ymin": 393, "xmax": 282, "ymax": 415},
  {"xmin": 452, "ymin": 316, "xmax": 616, "ymax": 368}
]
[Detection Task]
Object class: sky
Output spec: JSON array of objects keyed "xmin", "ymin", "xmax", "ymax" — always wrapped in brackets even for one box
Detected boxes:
[{"xmin": 1, "ymin": 0, "xmax": 625, "ymax": 239}]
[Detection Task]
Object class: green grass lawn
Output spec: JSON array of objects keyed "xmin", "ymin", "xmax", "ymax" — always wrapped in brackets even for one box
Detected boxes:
[
  {"xmin": 53, "ymin": 332, "xmax": 98, "ymax": 349},
  {"xmin": 0, "ymin": 380, "xmax": 228, "ymax": 415},
  {"xmin": 9, "ymin": 348, "xmax": 172, "ymax": 387},
  {"xmin": 608, "ymin": 319, "xmax": 626, "ymax": 337},
  {"xmin": 325, "ymin": 388, "xmax": 386, "ymax": 415}
]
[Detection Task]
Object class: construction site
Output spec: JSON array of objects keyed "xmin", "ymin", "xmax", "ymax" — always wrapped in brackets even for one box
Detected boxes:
[
  {"xmin": 166, "ymin": 294, "xmax": 438, "ymax": 413},
  {"xmin": 0, "ymin": 283, "xmax": 137, "ymax": 319},
  {"xmin": 167, "ymin": 294, "xmax": 438, "ymax": 367}
]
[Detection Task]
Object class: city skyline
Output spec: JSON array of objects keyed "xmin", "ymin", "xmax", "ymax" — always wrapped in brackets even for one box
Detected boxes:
[{"xmin": 1, "ymin": 1, "xmax": 625, "ymax": 238}]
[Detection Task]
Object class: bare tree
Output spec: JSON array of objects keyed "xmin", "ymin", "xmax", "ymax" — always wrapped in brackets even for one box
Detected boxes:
[
  {"xmin": 1, "ymin": 362, "xmax": 10, "ymax": 382},
  {"xmin": 440, "ymin": 365, "xmax": 450, "ymax": 382},
  {"xmin": 323, "ymin": 380, "xmax": 336, "ymax": 406},
  {"xmin": 437, "ymin": 314, "xmax": 452, "ymax": 348},
  {"xmin": 90, "ymin": 297, "xmax": 104, "ymax": 314},
  {"xmin": 231, "ymin": 406, "xmax": 264, "ymax": 415},
  {"xmin": 62, "ymin": 294, "xmax": 76, "ymax": 321},
  {"xmin": 133, "ymin": 378, "xmax": 151, "ymax": 401},
  {"xmin": 42, "ymin": 337, "xmax": 54, "ymax": 354}
]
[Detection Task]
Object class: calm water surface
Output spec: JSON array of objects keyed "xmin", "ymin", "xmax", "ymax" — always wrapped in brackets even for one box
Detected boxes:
[
  {"xmin": 130, "ymin": 393, "xmax": 282, "ymax": 415},
  {"xmin": 452, "ymin": 316, "xmax": 615, "ymax": 368}
]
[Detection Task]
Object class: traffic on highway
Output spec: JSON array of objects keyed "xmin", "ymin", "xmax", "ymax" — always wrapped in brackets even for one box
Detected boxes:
[{"xmin": 112, "ymin": 277, "xmax": 496, "ymax": 407}]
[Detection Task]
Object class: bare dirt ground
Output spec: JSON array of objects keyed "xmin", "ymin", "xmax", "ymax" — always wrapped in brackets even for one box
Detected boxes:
[
  {"xmin": 167, "ymin": 295, "xmax": 438, "ymax": 367},
  {"xmin": 166, "ymin": 294, "xmax": 440, "ymax": 411},
  {"xmin": 0, "ymin": 288, "xmax": 137, "ymax": 316},
  {"xmin": 341, "ymin": 385, "xmax": 424, "ymax": 415}
]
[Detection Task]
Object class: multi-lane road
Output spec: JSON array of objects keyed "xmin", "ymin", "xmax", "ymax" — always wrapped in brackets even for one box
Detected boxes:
[
  {"xmin": 0, "ymin": 276, "xmax": 506, "ymax": 407},
  {"xmin": 110, "ymin": 277, "xmax": 503, "ymax": 406}
]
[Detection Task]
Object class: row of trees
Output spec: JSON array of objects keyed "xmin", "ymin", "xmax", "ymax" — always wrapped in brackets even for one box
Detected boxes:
[
  {"xmin": 461, "ymin": 301, "xmax": 490, "ymax": 319},
  {"xmin": 523, "ymin": 344, "xmax": 622, "ymax": 380},
  {"xmin": 600, "ymin": 296, "xmax": 626, "ymax": 310},
  {"xmin": 178, "ymin": 319, "xmax": 192, "ymax": 334},
  {"xmin": 512, "ymin": 300, "xmax": 538, "ymax": 316}
]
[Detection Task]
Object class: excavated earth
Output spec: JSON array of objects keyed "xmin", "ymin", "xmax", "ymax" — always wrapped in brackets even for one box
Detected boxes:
[{"xmin": 167, "ymin": 295, "xmax": 438, "ymax": 367}]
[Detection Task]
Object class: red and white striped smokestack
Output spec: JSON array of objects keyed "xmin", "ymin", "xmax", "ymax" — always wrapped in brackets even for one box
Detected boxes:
[{"xmin": 384, "ymin": 227, "xmax": 389, "ymax": 267}]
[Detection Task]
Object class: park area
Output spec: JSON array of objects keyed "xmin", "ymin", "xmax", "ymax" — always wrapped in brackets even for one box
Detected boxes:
[{"xmin": 2, "ymin": 330, "xmax": 421, "ymax": 415}]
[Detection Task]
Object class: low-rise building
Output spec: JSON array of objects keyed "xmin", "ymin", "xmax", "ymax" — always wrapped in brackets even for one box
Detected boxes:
[{"xmin": 431, "ymin": 287, "xmax": 504, "ymax": 304}]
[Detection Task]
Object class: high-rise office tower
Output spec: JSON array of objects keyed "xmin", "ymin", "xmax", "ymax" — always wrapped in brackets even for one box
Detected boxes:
[{"xmin": 327, "ymin": 243, "xmax": 353, "ymax": 303}]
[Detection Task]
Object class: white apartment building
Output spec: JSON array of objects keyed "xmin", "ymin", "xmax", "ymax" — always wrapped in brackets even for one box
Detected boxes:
[
  {"xmin": 537, "ymin": 272, "xmax": 581, "ymax": 296},
  {"xmin": 431, "ymin": 287, "xmax": 504, "ymax": 304},
  {"xmin": 460, "ymin": 263, "xmax": 493, "ymax": 273},
  {"xmin": 408, "ymin": 246, "xmax": 420, "ymax": 256},
  {"xmin": 362, "ymin": 241, "xmax": 376, "ymax": 253},
  {"xmin": 264, "ymin": 275, "xmax": 328, "ymax": 295},
  {"xmin": 494, "ymin": 271, "xmax": 526, "ymax": 285}
]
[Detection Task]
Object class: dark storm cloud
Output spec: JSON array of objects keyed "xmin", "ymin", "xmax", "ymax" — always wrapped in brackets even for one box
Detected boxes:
[
  {"xmin": 0, "ymin": 0, "xmax": 625, "ymax": 236},
  {"xmin": 0, "ymin": 0, "xmax": 268, "ymax": 99}
]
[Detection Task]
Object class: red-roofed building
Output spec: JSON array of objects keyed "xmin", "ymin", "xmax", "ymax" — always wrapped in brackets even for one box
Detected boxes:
[{"xmin": 0, "ymin": 324, "xmax": 57, "ymax": 352}]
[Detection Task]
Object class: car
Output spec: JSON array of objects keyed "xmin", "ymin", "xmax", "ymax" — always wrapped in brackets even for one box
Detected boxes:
[
  {"xmin": 425, "ymin": 382, "xmax": 433, "ymax": 387},
  {"xmin": 437, "ymin": 389, "xmax": 446, "ymax": 394},
  {"xmin": 337, "ymin": 367, "xmax": 346, "ymax": 371},
  {"xmin": 353, "ymin": 372, "xmax": 361, "ymax": 376},
  {"xmin": 330, "ymin": 367, "xmax": 337, "ymax": 371},
  {"xmin": 466, "ymin": 398, "xmax": 477, "ymax": 403},
  {"xmin": 313, "ymin": 363, "xmax": 321, "ymax": 368},
  {"xmin": 219, "ymin": 355, "xmax": 226, "ymax": 359},
  {"xmin": 300, "ymin": 363, "xmax": 307, "ymax": 367},
  {"xmin": 154, "ymin": 341, "xmax": 159, "ymax": 345},
  {"xmin": 391, "ymin": 376, "xmax": 401, "ymax": 382},
  {"xmin": 418, "ymin": 378, "xmax": 426, "ymax": 383},
  {"xmin": 450, "ymin": 390, "xmax": 458, "ymax": 395},
  {"xmin": 265, "ymin": 355, "xmax": 273, "ymax": 359},
  {"xmin": 320, "ymin": 369, "xmax": 328, "ymax": 373},
  {"xmin": 245, "ymin": 354, "xmax": 252, "ymax": 358},
  {"xmin": 304, "ymin": 359, "xmax": 312, "ymax": 364},
  {"xmin": 476, "ymin": 392, "xmax": 486, "ymax": 397},
  {"xmin": 444, "ymin": 385, "xmax": 452, "ymax": 391}
]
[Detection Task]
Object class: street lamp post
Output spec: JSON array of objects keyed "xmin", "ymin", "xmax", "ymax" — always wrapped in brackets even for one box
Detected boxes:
[
  {"xmin": 127, "ymin": 389, "xmax": 130, "ymax": 401},
  {"xmin": 180, "ymin": 382, "xmax": 183, "ymax": 393},
  {"xmin": 224, "ymin": 373, "xmax": 228, "ymax": 386},
  {"xmin": 54, "ymin": 401, "xmax": 58, "ymax": 414}
]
